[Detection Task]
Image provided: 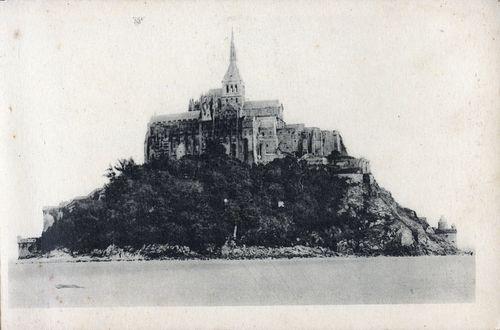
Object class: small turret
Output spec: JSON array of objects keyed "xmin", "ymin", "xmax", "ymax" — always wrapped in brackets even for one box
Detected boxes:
[
  {"xmin": 435, "ymin": 215, "xmax": 457, "ymax": 247},
  {"xmin": 438, "ymin": 215, "xmax": 448, "ymax": 230}
]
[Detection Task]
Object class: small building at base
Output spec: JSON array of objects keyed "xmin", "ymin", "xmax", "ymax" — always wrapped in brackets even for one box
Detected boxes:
[
  {"xmin": 434, "ymin": 216, "xmax": 457, "ymax": 247},
  {"xmin": 17, "ymin": 236, "xmax": 41, "ymax": 259}
]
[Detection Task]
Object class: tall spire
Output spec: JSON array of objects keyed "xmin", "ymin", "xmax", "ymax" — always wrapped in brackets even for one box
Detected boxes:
[
  {"xmin": 223, "ymin": 29, "xmax": 243, "ymax": 83},
  {"xmin": 230, "ymin": 28, "xmax": 237, "ymax": 63},
  {"xmin": 222, "ymin": 29, "xmax": 245, "ymax": 104}
]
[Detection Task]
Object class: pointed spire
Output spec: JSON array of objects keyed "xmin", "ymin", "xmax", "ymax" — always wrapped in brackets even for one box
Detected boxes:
[
  {"xmin": 230, "ymin": 28, "xmax": 237, "ymax": 63},
  {"xmin": 223, "ymin": 29, "xmax": 242, "ymax": 83}
]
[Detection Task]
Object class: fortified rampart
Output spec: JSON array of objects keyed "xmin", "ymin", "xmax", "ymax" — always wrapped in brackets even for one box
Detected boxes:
[{"xmin": 17, "ymin": 237, "xmax": 41, "ymax": 259}]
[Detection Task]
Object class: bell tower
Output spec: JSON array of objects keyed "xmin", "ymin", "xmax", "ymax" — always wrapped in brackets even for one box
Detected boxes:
[{"xmin": 221, "ymin": 30, "xmax": 245, "ymax": 105}]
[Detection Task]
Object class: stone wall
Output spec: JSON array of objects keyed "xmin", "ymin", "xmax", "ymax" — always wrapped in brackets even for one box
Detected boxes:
[
  {"xmin": 435, "ymin": 229, "xmax": 457, "ymax": 247},
  {"xmin": 145, "ymin": 96, "xmax": 349, "ymax": 166},
  {"xmin": 276, "ymin": 125, "xmax": 347, "ymax": 159},
  {"xmin": 330, "ymin": 156, "xmax": 371, "ymax": 174},
  {"xmin": 17, "ymin": 237, "xmax": 41, "ymax": 259},
  {"xmin": 277, "ymin": 124, "xmax": 302, "ymax": 156}
]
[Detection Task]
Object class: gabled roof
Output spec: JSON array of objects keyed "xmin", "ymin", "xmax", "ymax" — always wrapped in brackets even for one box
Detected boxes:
[
  {"xmin": 150, "ymin": 111, "xmax": 200, "ymax": 123},
  {"xmin": 208, "ymin": 88, "xmax": 222, "ymax": 96},
  {"xmin": 243, "ymin": 100, "xmax": 281, "ymax": 110}
]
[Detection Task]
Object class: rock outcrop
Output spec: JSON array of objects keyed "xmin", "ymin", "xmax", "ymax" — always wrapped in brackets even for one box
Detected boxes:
[{"xmin": 336, "ymin": 174, "xmax": 459, "ymax": 255}]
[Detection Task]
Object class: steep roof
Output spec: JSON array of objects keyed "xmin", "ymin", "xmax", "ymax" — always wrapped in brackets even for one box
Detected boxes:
[
  {"xmin": 223, "ymin": 60, "xmax": 242, "ymax": 82},
  {"xmin": 243, "ymin": 100, "xmax": 281, "ymax": 110},
  {"xmin": 150, "ymin": 111, "xmax": 200, "ymax": 123},
  {"xmin": 208, "ymin": 88, "xmax": 222, "ymax": 96}
]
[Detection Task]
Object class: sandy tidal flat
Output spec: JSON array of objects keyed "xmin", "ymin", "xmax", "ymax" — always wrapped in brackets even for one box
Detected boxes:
[{"xmin": 8, "ymin": 255, "xmax": 474, "ymax": 307}]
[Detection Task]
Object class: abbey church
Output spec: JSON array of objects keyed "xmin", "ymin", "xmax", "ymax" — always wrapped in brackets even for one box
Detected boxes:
[{"xmin": 145, "ymin": 32, "xmax": 357, "ymax": 167}]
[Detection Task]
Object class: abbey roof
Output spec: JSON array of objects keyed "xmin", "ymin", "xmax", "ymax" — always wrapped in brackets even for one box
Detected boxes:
[
  {"xmin": 150, "ymin": 111, "xmax": 200, "ymax": 123},
  {"xmin": 207, "ymin": 88, "xmax": 222, "ymax": 96},
  {"xmin": 243, "ymin": 100, "xmax": 281, "ymax": 109}
]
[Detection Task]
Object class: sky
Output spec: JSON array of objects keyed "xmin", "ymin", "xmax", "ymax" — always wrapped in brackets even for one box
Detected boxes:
[{"xmin": 1, "ymin": 1, "xmax": 499, "ymax": 258}]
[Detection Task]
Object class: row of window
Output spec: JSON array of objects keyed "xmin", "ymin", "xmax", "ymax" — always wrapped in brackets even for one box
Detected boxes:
[
  {"xmin": 226, "ymin": 84, "xmax": 239, "ymax": 93},
  {"xmin": 224, "ymin": 97, "xmax": 239, "ymax": 104}
]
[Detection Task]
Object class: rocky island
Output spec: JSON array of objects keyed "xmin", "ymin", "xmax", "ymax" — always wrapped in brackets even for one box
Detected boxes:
[
  {"xmin": 19, "ymin": 150, "xmax": 459, "ymax": 261},
  {"xmin": 17, "ymin": 33, "xmax": 460, "ymax": 260}
]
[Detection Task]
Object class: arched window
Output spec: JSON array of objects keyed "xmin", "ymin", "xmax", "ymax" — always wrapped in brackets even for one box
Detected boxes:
[
  {"xmin": 243, "ymin": 139, "xmax": 249, "ymax": 162},
  {"xmin": 226, "ymin": 85, "xmax": 229, "ymax": 93},
  {"xmin": 235, "ymin": 85, "xmax": 238, "ymax": 92}
]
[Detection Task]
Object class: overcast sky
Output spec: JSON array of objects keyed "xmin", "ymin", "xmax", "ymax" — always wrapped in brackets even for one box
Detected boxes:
[{"xmin": 2, "ymin": 1, "xmax": 499, "ymax": 257}]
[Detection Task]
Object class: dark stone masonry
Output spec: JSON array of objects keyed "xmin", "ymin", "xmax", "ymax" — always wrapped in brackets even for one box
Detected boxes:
[{"xmin": 145, "ymin": 32, "xmax": 362, "ymax": 168}]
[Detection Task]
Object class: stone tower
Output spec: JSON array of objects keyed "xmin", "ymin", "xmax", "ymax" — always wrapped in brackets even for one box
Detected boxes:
[
  {"xmin": 221, "ymin": 30, "xmax": 245, "ymax": 105},
  {"xmin": 436, "ymin": 215, "xmax": 457, "ymax": 247},
  {"xmin": 437, "ymin": 215, "xmax": 448, "ymax": 230}
]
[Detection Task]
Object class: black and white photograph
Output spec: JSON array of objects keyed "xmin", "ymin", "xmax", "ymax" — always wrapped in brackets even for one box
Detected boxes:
[{"xmin": 1, "ymin": 1, "xmax": 498, "ymax": 329}]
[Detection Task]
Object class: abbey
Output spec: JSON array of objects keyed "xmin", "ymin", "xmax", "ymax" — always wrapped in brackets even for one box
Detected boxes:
[{"xmin": 145, "ymin": 32, "xmax": 349, "ymax": 165}]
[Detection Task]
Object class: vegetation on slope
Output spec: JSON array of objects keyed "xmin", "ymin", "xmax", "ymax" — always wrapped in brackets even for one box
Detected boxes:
[{"xmin": 41, "ymin": 142, "xmax": 458, "ymax": 257}]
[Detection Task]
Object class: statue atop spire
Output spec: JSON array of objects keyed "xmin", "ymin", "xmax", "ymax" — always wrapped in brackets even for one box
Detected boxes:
[{"xmin": 222, "ymin": 30, "xmax": 245, "ymax": 105}]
